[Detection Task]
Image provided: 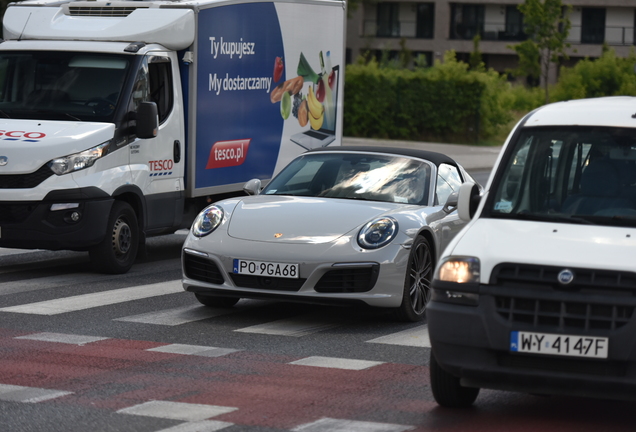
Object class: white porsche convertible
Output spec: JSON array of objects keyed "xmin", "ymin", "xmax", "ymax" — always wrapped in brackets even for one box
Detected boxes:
[{"xmin": 182, "ymin": 146, "xmax": 477, "ymax": 322}]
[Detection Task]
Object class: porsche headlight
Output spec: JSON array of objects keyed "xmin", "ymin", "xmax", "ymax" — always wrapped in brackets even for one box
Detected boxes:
[
  {"xmin": 192, "ymin": 205, "xmax": 224, "ymax": 237},
  {"xmin": 48, "ymin": 141, "xmax": 110, "ymax": 175},
  {"xmin": 357, "ymin": 217, "xmax": 398, "ymax": 249}
]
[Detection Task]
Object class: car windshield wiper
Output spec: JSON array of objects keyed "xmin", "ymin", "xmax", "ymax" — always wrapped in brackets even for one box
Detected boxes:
[
  {"xmin": 503, "ymin": 212, "xmax": 595, "ymax": 225},
  {"xmin": 0, "ymin": 110, "xmax": 10, "ymax": 118}
]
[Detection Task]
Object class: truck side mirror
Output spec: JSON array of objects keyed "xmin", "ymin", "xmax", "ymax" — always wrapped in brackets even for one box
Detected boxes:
[
  {"xmin": 136, "ymin": 101, "xmax": 158, "ymax": 139},
  {"xmin": 243, "ymin": 178, "xmax": 261, "ymax": 195},
  {"xmin": 457, "ymin": 182, "xmax": 481, "ymax": 221}
]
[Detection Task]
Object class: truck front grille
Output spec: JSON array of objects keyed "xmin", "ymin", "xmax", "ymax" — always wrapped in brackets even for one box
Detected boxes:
[
  {"xmin": 314, "ymin": 265, "xmax": 380, "ymax": 293},
  {"xmin": 0, "ymin": 165, "xmax": 54, "ymax": 189},
  {"xmin": 183, "ymin": 254, "xmax": 224, "ymax": 285},
  {"xmin": 491, "ymin": 263, "xmax": 636, "ymax": 331},
  {"xmin": 495, "ymin": 296, "xmax": 633, "ymax": 330}
]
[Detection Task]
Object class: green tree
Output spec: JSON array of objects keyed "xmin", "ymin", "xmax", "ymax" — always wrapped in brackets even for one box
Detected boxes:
[{"xmin": 509, "ymin": 0, "xmax": 572, "ymax": 103}]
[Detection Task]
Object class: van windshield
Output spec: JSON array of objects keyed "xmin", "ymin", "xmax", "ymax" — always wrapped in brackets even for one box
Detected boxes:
[
  {"xmin": 0, "ymin": 51, "xmax": 131, "ymax": 122},
  {"xmin": 486, "ymin": 126, "xmax": 636, "ymax": 227}
]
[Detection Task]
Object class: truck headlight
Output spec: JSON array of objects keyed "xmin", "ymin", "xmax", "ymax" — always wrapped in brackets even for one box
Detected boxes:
[
  {"xmin": 48, "ymin": 141, "xmax": 110, "ymax": 175},
  {"xmin": 357, "ymin": 217, "xmax": 398, "ymax": 249},
  {"xmin": 432, "ymin": 256, "xmax": 480, "ymax": 306},
  {"xmin": 192, "ymin": 205, "xmax": 224, "ymax": 237}
]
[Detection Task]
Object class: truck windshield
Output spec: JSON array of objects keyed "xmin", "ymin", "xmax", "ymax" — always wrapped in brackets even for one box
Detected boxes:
[
  {"xmin": 0, "ymin": 51, "xmax": 130, "ymax": 122},
  {"xmin": 487, "ymin": 126, "xmax": 636, "ymax": 227}
]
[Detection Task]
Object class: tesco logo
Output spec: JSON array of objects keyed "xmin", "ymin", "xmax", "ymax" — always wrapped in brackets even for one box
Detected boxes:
[
  {"xmin": 206, "ymin": 139, "xmax": 250, "ymax": 169},
  {"xmin": 0, "ymin": 130, "xmax": 46, "ymax": 140},
  {"xmin": 149, "ymin": 159, "xmax": 174, "ymax": 171}
]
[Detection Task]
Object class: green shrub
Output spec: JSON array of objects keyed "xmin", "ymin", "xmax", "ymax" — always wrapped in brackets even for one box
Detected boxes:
[{"xmin": 343, "ymin": 52, "xmax": 513, "ymax": 142}]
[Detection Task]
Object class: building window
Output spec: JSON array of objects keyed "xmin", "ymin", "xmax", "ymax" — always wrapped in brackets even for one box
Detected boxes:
[
  {"xmin": 581, "ymin": 7, "xmax": 605, "ymax": 44},
  {"xmin": 502, "ymin": 5, "xmax": 525, "ymax": 41},
  {"xmin": 377, "ymin": 3, "xmax": 400, "ymax": 38},
  {"xmin": 416, "ymin": 3, "xmax": 435, "ymax": 39},
  {"xmin": 450, "ymin": 4, "xmax": 485, "ymax": 40}
]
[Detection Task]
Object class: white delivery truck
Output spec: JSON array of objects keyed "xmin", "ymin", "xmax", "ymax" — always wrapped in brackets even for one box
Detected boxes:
[{"xmin": 0, "ymin": 0, "xmax": 346, "ymax": 273}]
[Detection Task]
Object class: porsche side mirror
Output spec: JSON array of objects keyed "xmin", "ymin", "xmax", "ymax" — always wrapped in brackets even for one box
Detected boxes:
[
  {"xmin": 457, "ymin": 182, "xmax": 481, "ymax": 221},
  {"xmin": 443, "ymin": 191, "xmax": 459, "ymax": 214},
  {"xmin": 243, "ymin": 178, "xmax": 262, "ymax": 195}
]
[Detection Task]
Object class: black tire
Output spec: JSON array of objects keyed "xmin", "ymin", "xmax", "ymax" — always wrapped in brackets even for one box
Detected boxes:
[
  {"xmin": 89, "ymin": 201, "xmax": 139, "ymax": 274},
  {"xmin": 394, "ymin": 235, "xmax": 433, "ymax": 322},
  {"xmin": 195, "ymin": 293, "xmax": 240, "ymax": 308},
  {"xmin": 430, "ymin": 352, "xmax": 479, "ymax": 407}
]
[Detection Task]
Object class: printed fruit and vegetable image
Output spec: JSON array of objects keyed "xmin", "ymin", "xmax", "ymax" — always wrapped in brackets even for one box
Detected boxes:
[{"xmin": 270, "ymin": 51, "xmax": 337, "ymax": 131}]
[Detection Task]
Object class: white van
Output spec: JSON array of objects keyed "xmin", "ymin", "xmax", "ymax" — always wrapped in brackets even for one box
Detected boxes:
[{"xmin": 428, "ymin": 96, "xmax": 636, "ymax": 406}]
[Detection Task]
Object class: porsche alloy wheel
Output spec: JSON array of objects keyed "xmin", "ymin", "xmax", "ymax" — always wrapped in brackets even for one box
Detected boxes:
[{"xmin": 395, "ymin": 235, "xmax": 433, "ymax": 322}]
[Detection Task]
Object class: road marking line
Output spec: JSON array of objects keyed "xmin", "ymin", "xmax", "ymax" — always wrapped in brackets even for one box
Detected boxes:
[
  {"xmin": 289, "ymin": 356, "xmax": 384, "ymax": 370},
  {"xmin": 0, "ymin": 384, "xmax": 73, "ymax": 403},
  {"xmin": 154, "ymin": 420, "xmax": 234, "ymax": 432},
  {"xmin": 366, "ymin": 325, "xmax": 430, "ymax": 347},
  {"xmin": 114, "ymin": 304, "xmax": 232, "ymax": 326},
  {"xmin": 235, "ymin": 315, "xmax": 341, "ymax": 337},
  {"xmin": 117, "ymin": 400, "xmax": 237, "ymax": 421},
  {"xmin": 292, "ymin": 417, "xmax": 414, "ymax": 432},
  {"xmin": 0, "ymin": 280, "xmax": 183, "ymax": 315},
  {"xmin": 147, "ymin": 343, "xmax": 240, "ymax": 358},
  {"xmin": 15, "ymin": 332, "xmax": 109, "ymax": 345}
]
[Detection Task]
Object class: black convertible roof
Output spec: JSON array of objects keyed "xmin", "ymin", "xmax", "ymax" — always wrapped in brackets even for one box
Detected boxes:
[{"xmin": 306, "ymin": 145, "xmax": 459, "ymax": 167}]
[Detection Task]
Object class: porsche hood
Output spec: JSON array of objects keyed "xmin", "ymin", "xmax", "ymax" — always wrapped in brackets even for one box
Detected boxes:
[{"xmin": 226, "ymin": 195, "xmax": 400, "ymax": 244}]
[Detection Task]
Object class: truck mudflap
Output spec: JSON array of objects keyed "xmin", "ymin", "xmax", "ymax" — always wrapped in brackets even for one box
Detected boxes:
[{"xmin": 0, "ymin": 188, "xmax": 113, "ymax": 251}]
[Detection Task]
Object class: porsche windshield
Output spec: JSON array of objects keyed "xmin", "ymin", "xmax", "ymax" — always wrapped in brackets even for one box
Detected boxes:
[
  {"xmin": 487, "ymin": 126, "xmax": 636, "ymax": 227},
  {"xmin": 263, "ymin": 152, "xmax": 432, "ymax": 204},
  {"xmin": 0, "ymin": 51, "xmax": 131, "ymax": 121}
]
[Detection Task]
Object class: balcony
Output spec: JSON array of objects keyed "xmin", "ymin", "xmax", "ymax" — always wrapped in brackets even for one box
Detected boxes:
[
  {"xmin": 568, "ymin": 25, "xmax": 635, "ymax": 46},
  {"xmin": 451, "ymin": 21, "xmax": 526, "ymax": 42}
]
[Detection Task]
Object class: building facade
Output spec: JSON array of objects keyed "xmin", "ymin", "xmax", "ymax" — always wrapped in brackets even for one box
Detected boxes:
[{"xmin": 346, "ymin": 0, "xmax": 636, "ymax": 83}]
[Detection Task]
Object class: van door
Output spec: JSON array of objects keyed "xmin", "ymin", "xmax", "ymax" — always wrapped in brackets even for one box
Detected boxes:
[{"xmin": 128, "ymin": 52, "xmax": 186, "ymax": 232}]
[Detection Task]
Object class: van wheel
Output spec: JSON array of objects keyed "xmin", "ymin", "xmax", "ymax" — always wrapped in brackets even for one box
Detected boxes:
[
  {"xmin": 195, "ymin": 293, "xmax": 240, "ymax": 308},
  {"xmin": 394, "ymin": 235, "xmax": 433, "ymax": 322},
  {"xmin": 430, "ymin": 352, "xmax": 479, "ymax": 407},
  {"xmin": 90, "ymin": 201, "xmax": 139, "ymax": 274}
]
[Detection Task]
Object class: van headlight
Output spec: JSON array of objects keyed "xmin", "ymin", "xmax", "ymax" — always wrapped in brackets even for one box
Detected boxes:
[
  {"xmin": 357, "ymin": 217, "xmax": 398, "ymax": 249},
  {"xmin": 432, "ymin": 256, "xmax": 480, "ymax": 306},
  {"xmin": 192, "ymin": 205, "xmax": 224, "ymax": 237},
  {"xmin": 48, "ymin": 141, "xmax": 110, "ymax": 175}
]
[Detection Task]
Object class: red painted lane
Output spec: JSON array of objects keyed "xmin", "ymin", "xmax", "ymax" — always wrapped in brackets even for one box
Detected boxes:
[{"xmin": 1, "ymin": 327, "xmax": 636, "ymax": 431}]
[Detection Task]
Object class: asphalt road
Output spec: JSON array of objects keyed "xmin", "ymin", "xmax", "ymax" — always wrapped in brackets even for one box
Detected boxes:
[{"xmin": 2, "ymin": 141, "xmax": 635, "ymax": 431}]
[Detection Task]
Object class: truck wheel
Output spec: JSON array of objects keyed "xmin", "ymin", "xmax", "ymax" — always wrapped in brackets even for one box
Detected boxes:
[
  {"xmin": 394, "ymin": 235, "xmax": 433, "ymax": 322},
  {"xmin": 430, "ymin": 352, "xmax": 479, "ymax": 407},
  {"xmin": 195, "ymin": 293, "xmax": 240, "ymax": 308},
  {"xmin": 90, "ymin": 201, "xmax": 139, "ymax": 274}
]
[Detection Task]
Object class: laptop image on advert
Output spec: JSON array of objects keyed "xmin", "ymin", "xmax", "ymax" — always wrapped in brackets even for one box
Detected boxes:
[{"xmin": 290, "ymin": 65, "xmax": 339, "ymax": 150}]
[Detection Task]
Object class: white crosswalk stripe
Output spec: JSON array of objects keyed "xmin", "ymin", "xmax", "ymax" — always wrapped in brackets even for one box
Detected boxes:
[
  {"xmin": 0, "ymin": 280, "xmax": 183, "ymax": 315},
  {"xmin": 114, "ymin": 304, "xmax": 233, "ymax": 325},
  {"xmin": 234, "ymin": 314, "xmax": 343, "ymax": 337},
  {"xmin": 0, "ymin": 384, "xmax": 73, "ymax": 403},
  {"xmin": 366, "ymin": 325, "xmax": 430, "ymax": 347}
]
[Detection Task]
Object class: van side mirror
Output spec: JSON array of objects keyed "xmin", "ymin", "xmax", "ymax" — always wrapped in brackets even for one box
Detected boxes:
[
  {"xmin": 136, "ymin": 101, "xmax": 158, "ymax": 139},
  {"xmin": 243, "ymin": 178, "xmax": 262, "ymax": 195},
  {"xmin": 457, "ymin": 182, "xmax": 482, "ymax": 221}
]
